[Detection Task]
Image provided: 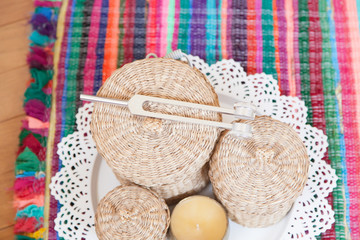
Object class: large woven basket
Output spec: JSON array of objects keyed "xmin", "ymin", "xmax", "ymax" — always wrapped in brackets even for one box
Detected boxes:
[
  {"xmin": 209, "ymin": 116, "xmax": 309, "ymax": 227},
  {"xmin": 95, "ymin": 185, "xmax": 170, "ymax": 240},
  {"xmin": 91, "ymin": 58, "xmax": 221, "ymax": 203}
]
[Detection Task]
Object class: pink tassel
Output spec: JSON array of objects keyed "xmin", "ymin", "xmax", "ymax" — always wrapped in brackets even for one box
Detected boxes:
[
  {"xmin": 27, "ymin": 46, "xmax": 53, "ymax": 69},
  {"xmin": 21, "ymin": 120, "xmax": 49, "ymax": 136},
  {"xmin": 34, "ymin": 0, "xmax": 62, "ymax": 7},
  {"xmin": 25, "ymin": 116, "xmax": 49, "ymax": 129},
  {"xmin": 13, "ymin": 195, "xmax": 44, "ymax": 209},
  {"xmin": 14, "ymin": 217, "xmax": 43, "ymax": 234},
  {"xmin": 24, "ymin": 99, "xmax": 49, "ymax": 122},
  {"xmin": 14, "ymin": 177, "xmax": 45, "ymax": 199},
  {"xmin": 42, "ymin": 86, "xmax": 52, "ymax": 95}
]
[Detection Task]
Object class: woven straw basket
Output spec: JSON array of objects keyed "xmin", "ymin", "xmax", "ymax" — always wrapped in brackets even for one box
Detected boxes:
[
  {"xmin": 209, "ymin": 116, "xmax": 309, "ymax": 227},
  {"xmin": 91, "ymin": 58, "xmax": 221, "ymax": 203},
  {"xmin": 95, "ymin": 185, "xmax": 170, "ymax": 240}
]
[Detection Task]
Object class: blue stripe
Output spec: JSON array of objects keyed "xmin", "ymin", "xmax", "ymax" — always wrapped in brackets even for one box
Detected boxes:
[
  {"xmin": 206, "ymin": 0, "xmax": 217, "ymax": 64},
  {"xmin": 187, "ymin": 0, "xmax": 193, "ymax": 54},
  {"xmin": 133, "ymin": 0, "xmax": 146, "ymax": 60},
  {"xmin": 58, "ymin": 0, "xmax": 76, "ymax": 238},
  {"xmin": 93, "ymin": 0, "xmax": 109, "ymax": 93}
]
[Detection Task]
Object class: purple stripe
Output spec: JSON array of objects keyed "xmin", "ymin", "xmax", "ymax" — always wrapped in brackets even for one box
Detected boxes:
[
  {"xmin": 190, "ymin": 0, "xmax": 207, "ymax": 59},
  {"xmin": 231, "ymin": 0, "xmax": 247, "ymax": 70},
  {"xmin": 277, "ymin": 0, "xmax": 289, "ymax": 95}
]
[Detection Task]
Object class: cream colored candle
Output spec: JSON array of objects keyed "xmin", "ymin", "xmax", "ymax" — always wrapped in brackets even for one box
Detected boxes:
[{"xmin": 170, "ymin": 195, "xmax": 228, "ymax": 240}]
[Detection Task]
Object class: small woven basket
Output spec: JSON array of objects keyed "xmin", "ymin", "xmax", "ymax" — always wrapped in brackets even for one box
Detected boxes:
[
  {"xmin": 91, "ymin": 58, "xmax": 221, "ymax": 202},
  {"xmin": 209, "ymin": 116, "xmax": 309, "ymax": 228},
  {"xmin": 95, "ymin": 185, "xmax": 170, "ymax": 240}
]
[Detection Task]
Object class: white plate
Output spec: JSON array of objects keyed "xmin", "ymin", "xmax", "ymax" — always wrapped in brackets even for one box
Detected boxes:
[{"xmin": 92, "ymin": 93, "xmax": 291, "ymax": 240}]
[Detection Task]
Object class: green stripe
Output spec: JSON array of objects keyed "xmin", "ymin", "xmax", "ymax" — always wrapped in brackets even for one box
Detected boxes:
[
  {"xmin": 319, "ymin": 0, "xmax": 346, "ymax": 238},
  {"xmin": 178, "ymin": 0, "xmax": 190, "ymax": 52},
  {"xmin": 262, "ymin": 0, "xmax": 277, "ymax": 79},
  {"xmin": 298, "ymin": 0, "xmax": 312, "ymax": 124},
  {"xmin": 117, "ymin": 0, "xmax": 126, "ymax": 67},
  {"xmin": 166, "ymin": 0, "xmax": 176, "ymax": 53},
  {"xmin": 64, "ymin": 0, "xmax": 86, "ymax": 136}
]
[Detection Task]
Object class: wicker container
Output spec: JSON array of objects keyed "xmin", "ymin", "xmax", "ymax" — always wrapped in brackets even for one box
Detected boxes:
[
  {"xmin": 209, "ymin": 116, "xmax": 309, "ymax": 227},
  {"xmin": 150, "ymin": 162, "xmax": 210, "ymax": 203},
  {"xmin": 95, "ymin": 185, "xmax": 170, "ymax": 240},
  {"xmin": 91, "ymin": 58, "xmax": 221, "ymax": 202}
]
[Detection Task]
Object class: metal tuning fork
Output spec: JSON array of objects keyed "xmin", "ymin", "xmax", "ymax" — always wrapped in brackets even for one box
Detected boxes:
[{"xmin": 80, "ymin": 94, "xmax": 256, "ymax": 138}]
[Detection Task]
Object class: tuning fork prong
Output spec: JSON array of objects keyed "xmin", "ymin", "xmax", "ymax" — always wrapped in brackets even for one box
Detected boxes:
[{"xmin": 80, "ymin": 94, "xmax": 256, "ymax": 138}]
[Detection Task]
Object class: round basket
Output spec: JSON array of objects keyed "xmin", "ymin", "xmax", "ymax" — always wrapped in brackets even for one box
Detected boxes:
[
  {"xmin": 95, "ymin": 185, "xmax": 170, "ymax": 240},
  {"xmin": 209, "ymin": 116, "xmax": 309, "ymax": 228},
  {"xmin": 91, "ymin": 58, "xmax": 221, "ymax": 202}
]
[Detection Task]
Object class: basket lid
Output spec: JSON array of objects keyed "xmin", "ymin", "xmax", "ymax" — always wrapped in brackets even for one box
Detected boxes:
[
  {"xmin": 91, "ymin": 58, "xmax": 221, "ymax": 187},
  {"xmin": 209, "ymin": 115, "xmax": 309, "ymax": 227},
  {"xmin": 95, "ymin": 185, "xmax": 170, "ymax": 240}
]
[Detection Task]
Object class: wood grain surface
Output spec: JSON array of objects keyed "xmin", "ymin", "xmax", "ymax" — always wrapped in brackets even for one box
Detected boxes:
[{"xmin": 0, "ymin": 0, "xmax": 33, "ymax": 238}]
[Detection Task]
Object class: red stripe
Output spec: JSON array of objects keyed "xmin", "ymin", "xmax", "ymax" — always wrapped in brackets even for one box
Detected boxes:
[
  {"xmin": 308, "ymin": 0, "xmax": 335, "ymax": 238},
  {"xmin": 246, "ymin": 0, "xmax": 257, "ymax": 75},
  {"xmin": 146, "ymin": 0, "xmax": 157, "ymax": 54},
  {"xmin": 334, "ymin": 0, "xmax": 360, "ymax": 238},
  {"xmin": 102, "ymin": 0, "xmax": 120, "ymax": 82},
  {"xmin": 123, "ymin": 0, "xmax": 135, "ymax": 64}
]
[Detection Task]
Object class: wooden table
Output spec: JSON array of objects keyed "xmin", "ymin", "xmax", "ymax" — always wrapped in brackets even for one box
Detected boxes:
[{"xmin": 0, "ymin": 0, "xmax": 33, "ymax": 238}]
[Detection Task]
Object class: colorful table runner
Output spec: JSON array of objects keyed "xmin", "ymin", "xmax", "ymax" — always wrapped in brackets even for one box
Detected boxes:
[{"xmin": 14, "ymin": 0, "xmax": 360, "ymax": 239}]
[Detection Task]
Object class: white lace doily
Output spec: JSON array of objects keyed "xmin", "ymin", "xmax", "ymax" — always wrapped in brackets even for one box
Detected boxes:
[{"xmin": 50, "ymin": 56, "xmax": 337, "ymax": 240}]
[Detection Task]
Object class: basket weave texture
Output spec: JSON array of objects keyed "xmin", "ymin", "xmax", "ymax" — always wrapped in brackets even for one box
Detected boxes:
[
  {"xmin": 209, "ymin": 116, "xmax": 309, "ymax": 227},
  {"xmin": 91, "ymin": 58, "xmax": 221, "ymax": 202},
  {"xmin": 95, "ymin": 185, "xmax": 170, "ymax": 240}
]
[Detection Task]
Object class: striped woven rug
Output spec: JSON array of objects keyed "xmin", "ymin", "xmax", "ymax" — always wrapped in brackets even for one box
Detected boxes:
[{"xmin": 14, "ymin": 0, "xmax": 360, "ymax": 239}]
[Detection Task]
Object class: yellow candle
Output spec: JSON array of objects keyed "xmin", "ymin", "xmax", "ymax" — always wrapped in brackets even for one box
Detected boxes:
[{"xmin": 170, "ymin": 195, "xmax": 228, "ymax": 240}]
